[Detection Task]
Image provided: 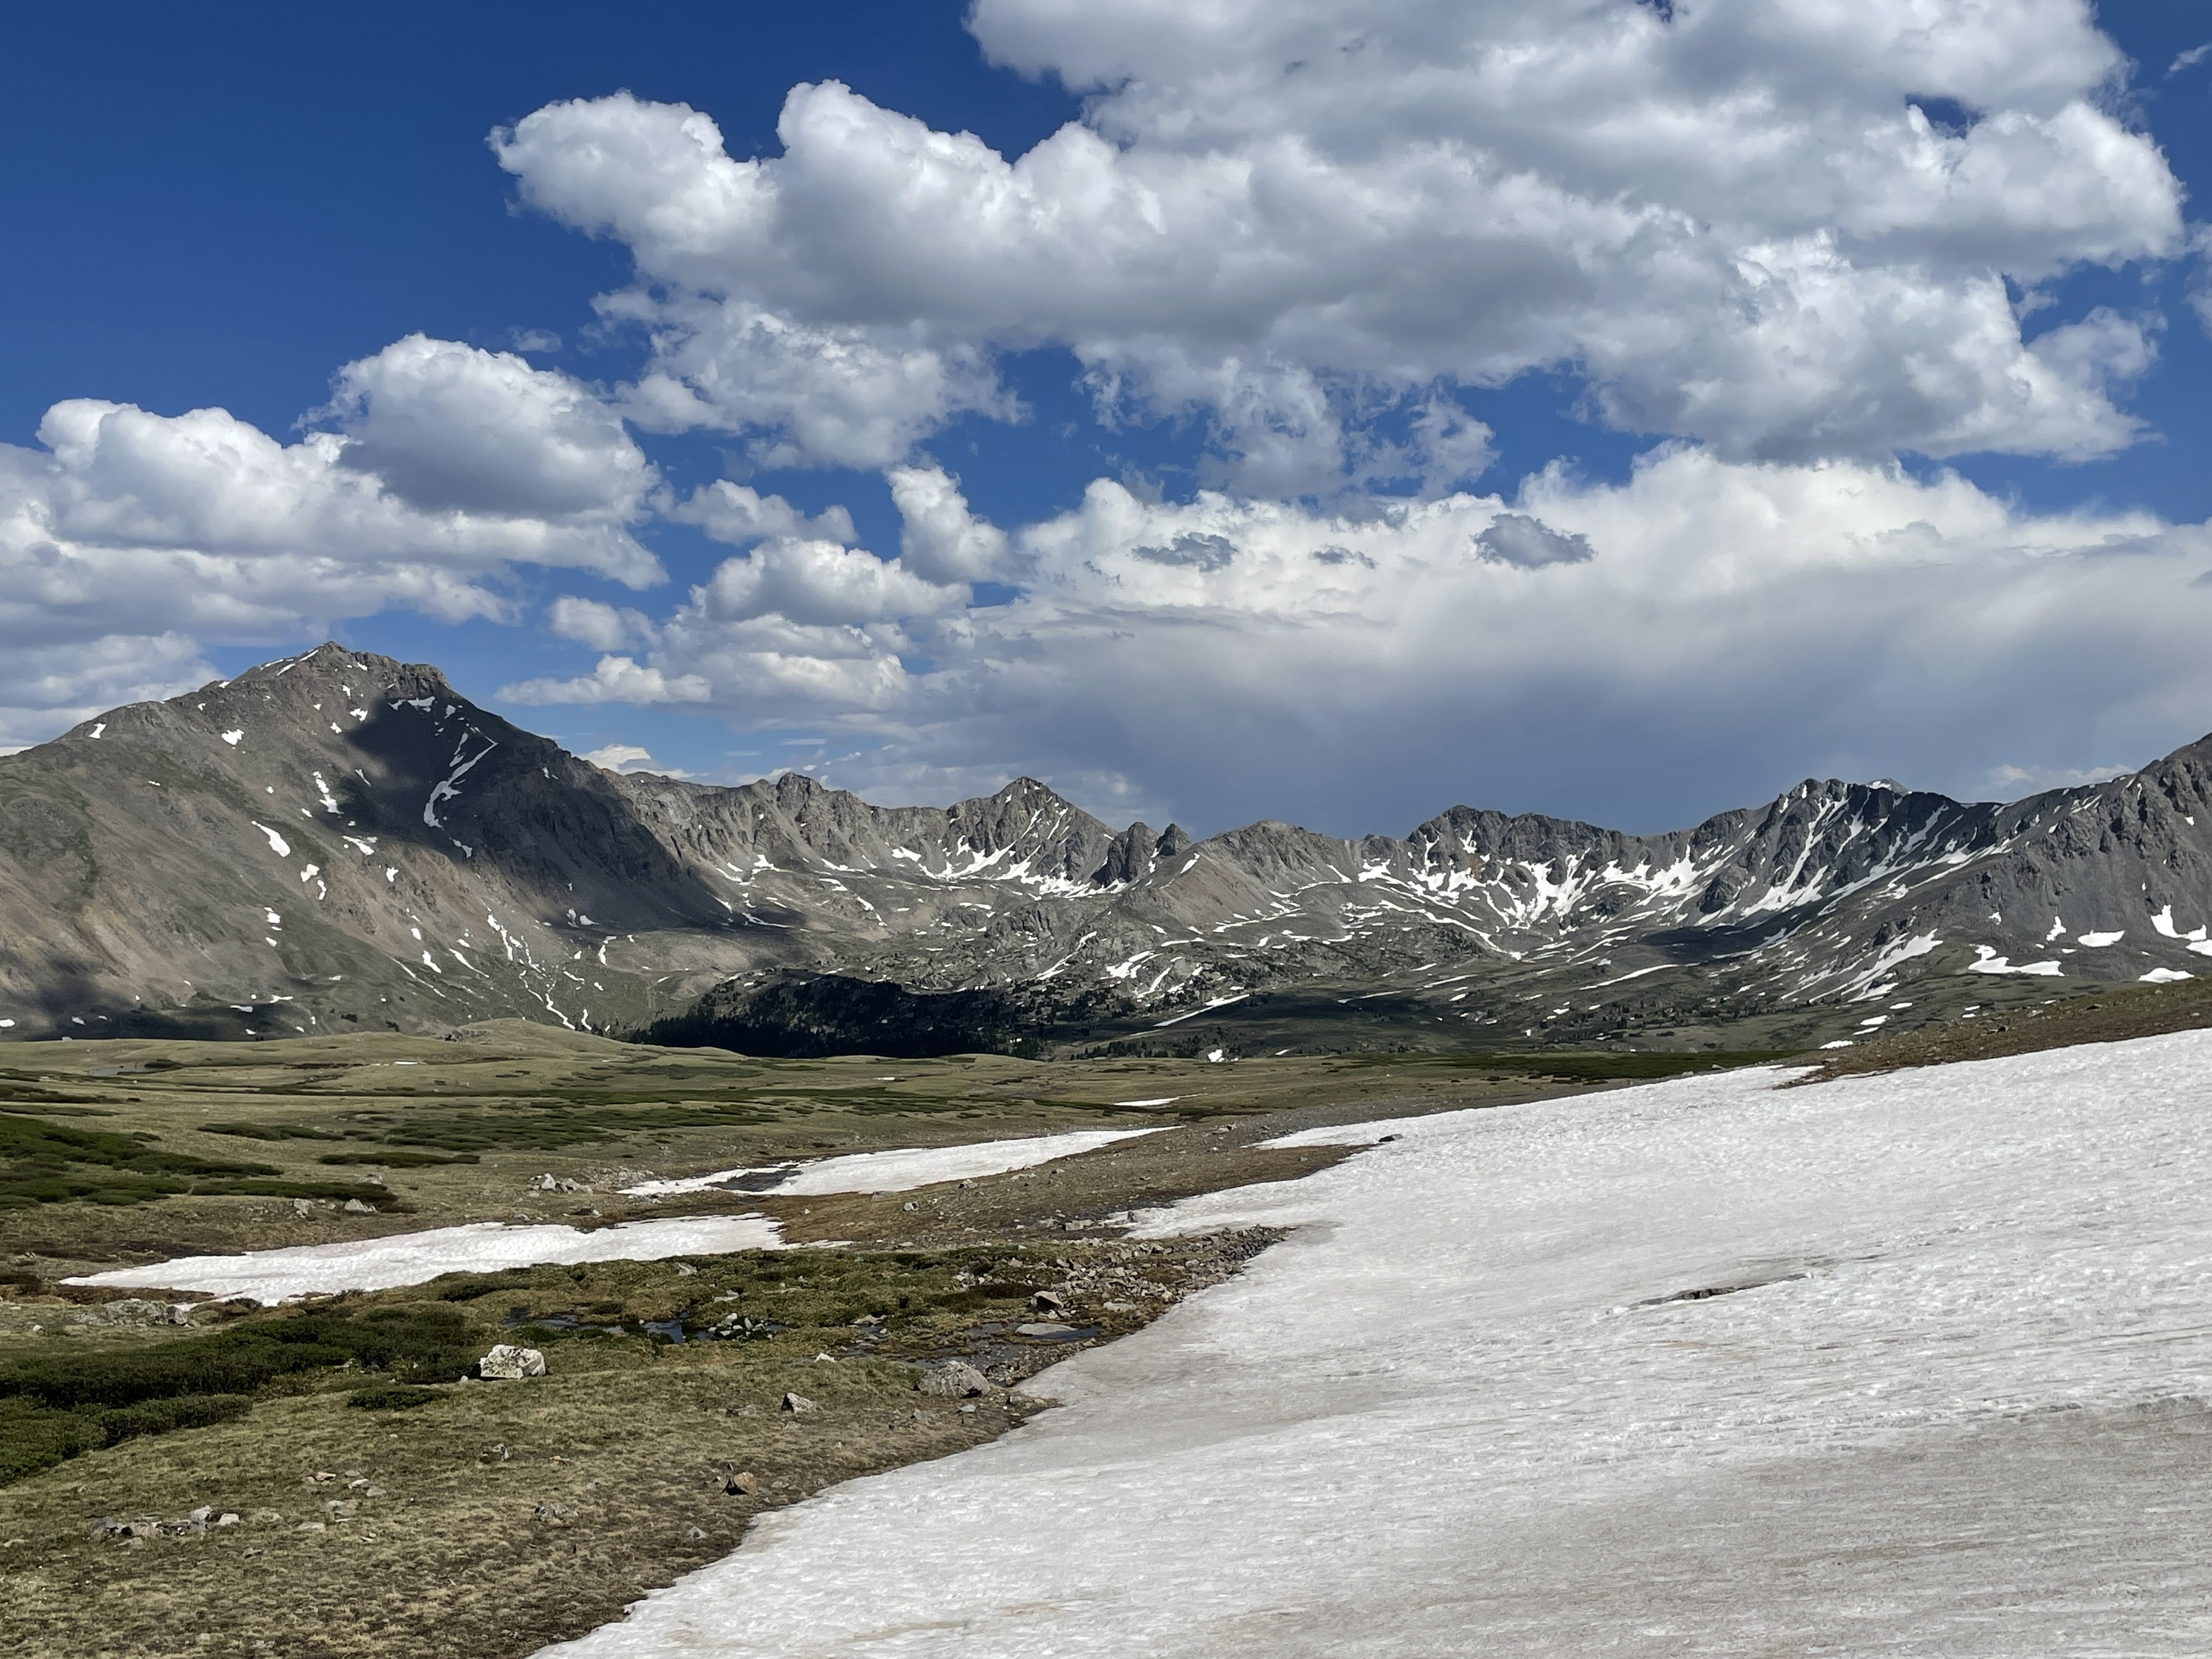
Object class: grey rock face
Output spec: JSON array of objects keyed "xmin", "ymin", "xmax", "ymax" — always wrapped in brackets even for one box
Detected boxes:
[{"xmin": 3, "ymin": 642, "xmax": 2210, "ymax": 1052}]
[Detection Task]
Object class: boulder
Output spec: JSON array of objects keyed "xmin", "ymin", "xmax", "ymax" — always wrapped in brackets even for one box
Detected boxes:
[
  {"xmin": 915, "ymin": 1360, "xmax": 989, "ymax": 1399},
  {"xmin": 477, "ymin": 1344, "xmax": 547, "ymax": 1380},
  {"xmin": 1030, "ymin": 1290, "xmax": 1068, "ymax": 1316},
  {"xmin": 720, "ymin": 1470, "xmax": 756, "ymax": 1496},
  {"xmin": 780, "ymin": 1391, "xmax": 816, "ymax": 1415},
  {"xmin": 341, "ymin": 1198, "xmax": 375, "ymax": 1214}
]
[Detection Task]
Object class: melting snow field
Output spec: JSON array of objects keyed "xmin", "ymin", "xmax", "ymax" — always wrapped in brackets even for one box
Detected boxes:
[
  {"xmin": 60, "ymin": 1130, "xmax": 1163, "ymax": 1303},
  {"xmin": 543, "ymin": 1031, "xmax": 2212, "ymax": 1657},
  {"xmin": 623, "ymin": 1127, "xmax": 1162, "ymax": 1198},
  {"xmin": 64, "ymin": 1216, "xmax": 782, "ymax": 1305}
]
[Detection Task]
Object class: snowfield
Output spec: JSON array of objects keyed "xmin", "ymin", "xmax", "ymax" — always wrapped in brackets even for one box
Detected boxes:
[
  {"xmin": 623, "ymin": 1126, "xmax": 1162, "ymax": 1198},
  {"xmin": 64, "ymin": 1216, "xmax": 782, "ymax": 1304},
  {"xmin": 64, "ymin": 1130, "xmax": 1162, "ymax": 1302},
  {"xmin": 541, "ymin": 1031, "xmax": 2212, "ymax": 1657}
]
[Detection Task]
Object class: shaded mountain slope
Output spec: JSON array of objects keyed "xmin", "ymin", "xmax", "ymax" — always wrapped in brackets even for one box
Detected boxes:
[{"xmin": 2, "ymin": 644, "xmax": 2209, "ymax": 1053}]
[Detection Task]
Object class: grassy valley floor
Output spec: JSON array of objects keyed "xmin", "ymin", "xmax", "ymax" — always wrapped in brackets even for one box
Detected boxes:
[{"xmin": 0, "ymin": 1025, "xmax": 1779, "ymax": 1658}]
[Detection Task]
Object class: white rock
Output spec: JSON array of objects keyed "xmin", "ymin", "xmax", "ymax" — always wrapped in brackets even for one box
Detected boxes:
[{"xmin": 477, "ymin": 1344, "xmax": 547, "ymax": 1380}]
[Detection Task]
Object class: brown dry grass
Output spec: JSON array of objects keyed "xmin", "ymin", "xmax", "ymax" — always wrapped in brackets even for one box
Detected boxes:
[{"xmin": 0, "ymin": 1224, "xmax": 1277, "ymax": 1659}]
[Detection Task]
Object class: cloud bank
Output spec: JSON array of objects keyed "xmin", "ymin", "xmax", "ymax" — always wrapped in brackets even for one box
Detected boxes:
[
  {"xmin": 504, "ymin": 448, "xmax": 2212, "ymax": 832},
  {"xmin": 493, "ymin": 0, "xmax": 2180, "ymax": 488}
]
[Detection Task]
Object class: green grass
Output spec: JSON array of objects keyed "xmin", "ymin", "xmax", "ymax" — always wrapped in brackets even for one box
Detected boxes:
[
  {"xmin": 0, "ymin": 1247, "xmax": 1048, "ymax": 1489},
  {"xmin": 0, "ymin": 1303, "xmax": 486, "ymax": 1485},
  {"xmin": 0, "ymin": 1113, "xmax": 399, "ymax": 1210},
  {"xmin": 375, "ymin": 1100, "xmax": 774, "ymax": 1151},
  {"xmin": 345, "ymin": 1383, "xmax": 442, "ymax": 1410}
]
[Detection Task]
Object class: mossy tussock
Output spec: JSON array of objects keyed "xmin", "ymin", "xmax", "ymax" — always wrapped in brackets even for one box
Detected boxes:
[
  {"xmin": 0, "ymin": 1303, "xmax": 482, "ymax": 1483},
  {"xmin": 0, "ymin": 1114, "xmax": 396, "ymax": 1211}
]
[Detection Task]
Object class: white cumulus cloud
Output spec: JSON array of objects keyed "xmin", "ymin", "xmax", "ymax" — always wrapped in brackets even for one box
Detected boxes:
[
  {"xmin": 698, "ymin": 538, "xmax": 966, "ymax": 628},
  {"xmin": 549, "ymin": 596, "xmax": 657, "ymax": 652},
  {"xmin": 669, "ymin": 479, "xmax": 857, "ymax": 547},
  {"xmin": 501, "ymin": 451, "xmax": 2212, "ymax": 834},
  {"xmin": 0, "ymin": 338, "xmax": 668, "ymax": 748},
  {"xmin": 319, "ymin": 334, "xmax": 655, "ymax": 522},
  {"xmin": 493, "ymin": 1, "xmax": 2180, "ymax": 481},
  {"xmin": 887, "ymin": 465, "xmax": 1011, "ymax": 584}
]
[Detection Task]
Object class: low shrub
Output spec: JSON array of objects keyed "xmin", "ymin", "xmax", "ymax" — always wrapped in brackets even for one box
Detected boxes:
[
  {"xmin": 0, "ymin": 1113, "xmax": 398, "ymax": 1210},
  {"xmin": 0, "ymin": 1304, "xmax": 481, "ymax": 1411},
  {"xmin": 0, "ymin": 1392, "xmax": 253, "ymax": 1485},
  {"xmin": 96, "ymin": 1392, "xmax": 252, "ymax": 1445},
  {"xmin": 0, "ymin": 1398, "xmax": 100, "ymax": 1484}
]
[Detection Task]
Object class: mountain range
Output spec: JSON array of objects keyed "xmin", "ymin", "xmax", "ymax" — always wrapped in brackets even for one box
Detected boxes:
[{"xmin": 2, "ymin": 644, "xmax": 2209, "ymax": 1056}]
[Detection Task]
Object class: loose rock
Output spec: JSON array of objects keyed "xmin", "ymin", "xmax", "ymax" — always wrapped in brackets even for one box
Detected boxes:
[
  {"xmin": 780, "ymin": 1392, "xmax": 816, "ymax": 1414},
  {"xmin": 915, "ymin": 1361, "xmax": 990, "ymax": 1399},
  {"xmin": 477, "ymin": 1344, "xmax": 548, "ymax": 1380}
]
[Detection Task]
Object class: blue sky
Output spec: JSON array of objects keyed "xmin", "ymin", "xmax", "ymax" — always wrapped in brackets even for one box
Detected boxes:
[{"xmin": 4, "ymin": 1, "xmax": 2211, "ymax": 836}]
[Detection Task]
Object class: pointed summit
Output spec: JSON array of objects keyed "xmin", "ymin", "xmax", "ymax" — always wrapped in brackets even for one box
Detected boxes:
[{"xmin": 3, "ymin": 645, "xmax": 2210, "ymax": 1051}]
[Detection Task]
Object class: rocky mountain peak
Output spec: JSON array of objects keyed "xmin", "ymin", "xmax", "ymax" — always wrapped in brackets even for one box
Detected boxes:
[{"xmin": 3, "ymin": 646, "xmax": 2210, "ymax": 1054}]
